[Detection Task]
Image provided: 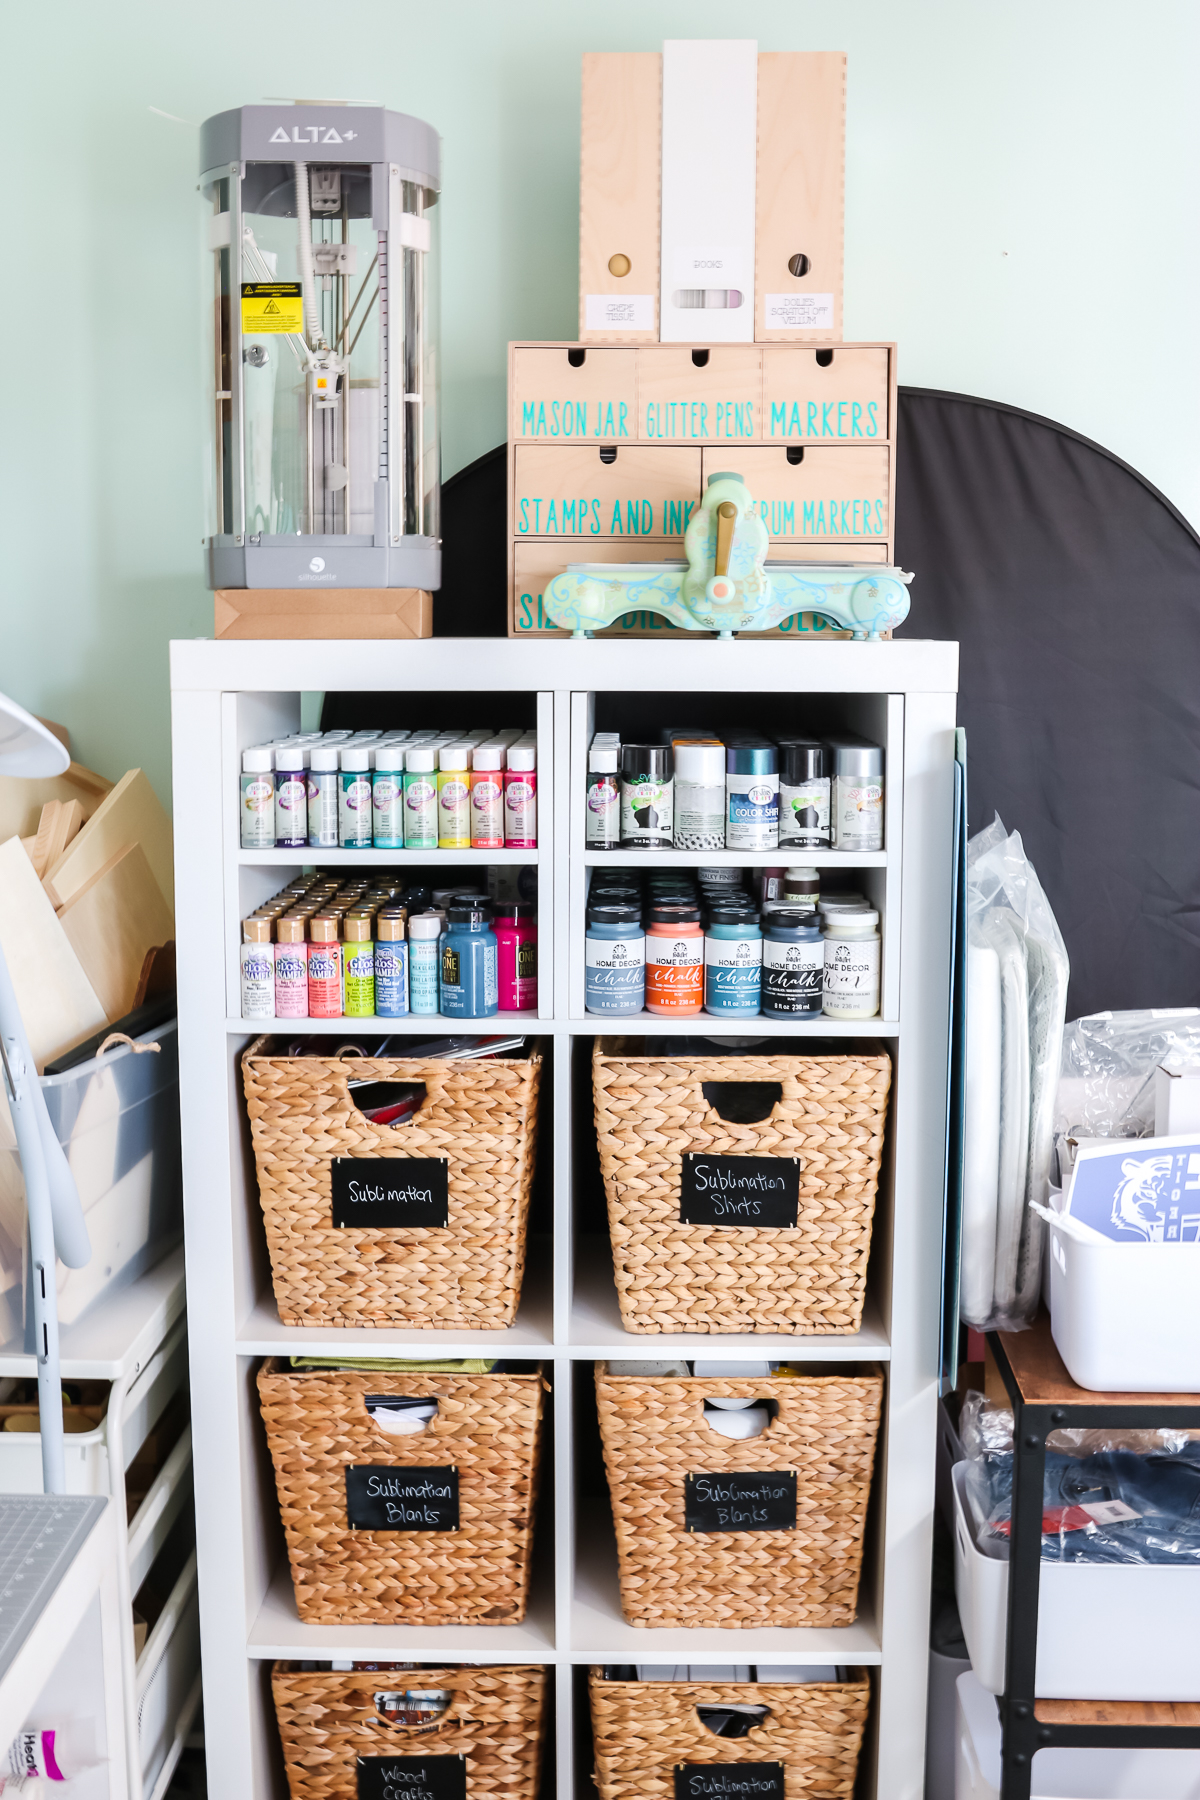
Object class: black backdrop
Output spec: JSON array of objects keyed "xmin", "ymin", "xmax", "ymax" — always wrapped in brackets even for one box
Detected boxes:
[{"xmin": 326, "ymin": 391, "xmax": 1200, "ymax": 1018}]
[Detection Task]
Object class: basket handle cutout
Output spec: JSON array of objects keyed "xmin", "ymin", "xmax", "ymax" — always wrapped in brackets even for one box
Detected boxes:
[
  {"xmin": 696, "ymin": 1703, "xmax": 770, "ymax": 1738},
  {"xmin": 702, "ymin": 1397, "xmax": 778, "ymax": 1440},
  {"xmin": 347, "ymin": 1079, "xmax": 429, "ymax": 1130},
  {"xmin": 701, "ymin": 1081, "xmax": 783, "ymax": 1125},
  {"xmin": 364, "ymin": 1394, "xmax": 439, "ymax": 1436},
  {"xmin": 372, "ymin": 1687, "xmax": 453, "ymax": 1728}
]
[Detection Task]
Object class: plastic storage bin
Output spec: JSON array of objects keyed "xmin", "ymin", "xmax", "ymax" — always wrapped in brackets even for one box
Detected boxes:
[
  {"xmin": 242, "ymin": 1037, "xmax": 543, "ymax": 1328},
  {"xmin": 596, "ymin": 1363, "xmax": 883, "ymax": 1628},
  {"xmin": 0, "ymin": 1021, "xmax": 182, "ymax": 1336},
  {"xmin": 1046, "ymin": 1217, "xmax": 1200, "ymax": 1391},
  {"xmin": 952, "ymin": 1462, "xmax": 1200, "ymax": 1700},
  {"xmin": 593, "ymin": 1039, "xmax": 891, "ymax": 1334},
  {"xmin": 271, "ymin": 1662, "xmax": 547, "ymax": 1800},
  {"xmin": 257, "ymin": 1361, "xmax": 545, "ymax": 1624},
  {"xmin": 589, "ymin": 1667, "xmax": 871, "ymax": 1800},
  {"xmin": 955, "ymin": 1670, "xmax": 1200, "ymax": 1800}
]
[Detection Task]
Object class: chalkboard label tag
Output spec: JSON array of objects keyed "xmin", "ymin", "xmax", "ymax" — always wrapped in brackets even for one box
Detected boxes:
[
  {"xmin": 674, "ymin": 1763, "xmax": 785, "ymax": 1799},
  {"xmin": 346, "ymin": 1465, "xmax": 460, "ymax": 1532},
  {"xmin": 684, "ymin": 1471, "xmax": 797, "ymax": 1533},
  {"xmin": 331, "ymin": 1157, "xmax": 449, "ymax": 1228},
  {"xmin": 357, "ymin": 1754, "xmax": 466, "ymax": 1800},
  {"xmin": 679, "ymin": 1155, "xmax": 799, "ymax": 1228}
]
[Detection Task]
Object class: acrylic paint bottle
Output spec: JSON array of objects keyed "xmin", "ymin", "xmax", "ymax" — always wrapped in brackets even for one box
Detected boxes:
[
  {"xmin": 338, "ymin": 748, "xmax": 373, "ymax": 849},
  {"xmin": 343, "ymin": 915, "xmax": 376, "ymax": 1018},
  {"xmin": 307, "ymin": 916, "xmax": 343, "ymax": 1019},
  {"xmin": 494, "ymin": 902, "xmax": 537, "ymax": 1012},
  {"xmin": 403, "ymin": 747, "xmax": 439, "ymax": 850},
  {"xmin": 273, "ymin": 917, "xmax": 309, "ymax": 1019},
  {"xmin": 274, "ymin": 746, "xmax": 308, "ymax": 850},
  {"xmin": 307, "ymin": 744, "xmax": 340, "ymax": 849},
  {"xmin": 469, "ymin": 745, "xmax": 505, "ymax": 850},
  {"xmin": 504, "ymin": 744, "xmax": 538, "ymax": 848},
  {"xmin": 437, "ymin": 745, "xmax": 472, "ymax": 850},
  {"xmin": 408, "ymin": 913, "xmax": 443, "ymax": 1016},
  {"xmin": 586, "ymin": 742, "xmax": 620, "ymax": 849},
  {"xmin": 240, "ymin": 918, "xmax": 275, "ymax": 1020},
  {"xmin": 439, "ymin": 902, "xmax": 499, "ymax": 1019},
  {"xmin": 371, "ymin": 745, "xmax": 407, "ymax": 849},
  {"xmin": 375, "ymin": 913, "xmax": 409, "ymax": 1017},
  {"xmin": 240, "ymin": 748, "xmax": 275, "ymax": 850}
]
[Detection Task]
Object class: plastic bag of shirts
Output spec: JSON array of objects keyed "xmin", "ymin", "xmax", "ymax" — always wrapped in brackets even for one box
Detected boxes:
[
  {"xmin": 1054, "ymin": 1008, "xmax": 1200, "ymax": 1177},
  {"xmin": 960, "ymin": 816, "xmax": 1069, "ymax": 1330}
]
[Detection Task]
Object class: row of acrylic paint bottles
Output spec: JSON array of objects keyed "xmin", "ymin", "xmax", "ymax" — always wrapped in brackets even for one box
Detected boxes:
[
  {"xmin": 240, "ymin": 873, "xmax": 537, "ymax": 1021},
  {"xmin": 584, "ymin": 865, "xmax": 881, "ymax": 1019},
  {"xmin": 240, "ymin": 727, "xmax": 537, "ymax": 851},
  {"xmin": 586, "ymin": 727, "xmax": 883, "ymax": 852}
]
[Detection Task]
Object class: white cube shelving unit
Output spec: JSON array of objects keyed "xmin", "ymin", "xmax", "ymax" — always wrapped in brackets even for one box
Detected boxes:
[{"xmin": 170, "ymin": 637, "xmax": 957, "ymax": 1800}]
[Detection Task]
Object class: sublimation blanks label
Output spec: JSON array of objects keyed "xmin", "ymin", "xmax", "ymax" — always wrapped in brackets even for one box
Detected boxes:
[
  {"xmin": 679, "ymin": 1155, "xmax": 799, "ymax": 1228},
  {"xmin": 684, "ymin": 1472, "xmax": 797, "ymax": 1533},
  {"xmin": 331, "ymin": 1158, "xmax": 449, "ymax": 1228},
  {"xmin": 357, "ymin": 1755, "xmax": 466, "ymax": 1800},
  {"xmin": 674, "ymin": 1764, "xmax": 784, "ymax": 1798},
  {"xmin": 345, "ymin": 1466, "xmax": 460, "ymax": 1531}
]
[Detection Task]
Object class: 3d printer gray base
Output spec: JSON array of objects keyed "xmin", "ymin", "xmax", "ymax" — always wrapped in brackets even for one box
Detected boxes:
[{"xmin": 207, "ymin": 535, "xmax": 440, "ymax": 590}]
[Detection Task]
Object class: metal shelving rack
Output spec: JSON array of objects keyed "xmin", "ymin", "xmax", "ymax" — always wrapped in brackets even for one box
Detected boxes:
[{"xmin": 170, "ymin": 636, "xmax": 957, "ymax": 1800}]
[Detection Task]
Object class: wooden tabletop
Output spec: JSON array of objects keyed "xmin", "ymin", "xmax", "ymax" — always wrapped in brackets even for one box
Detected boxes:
[
  {"xmin": 995, "ymin": 1310, "xmax": 1200, "ymax": 1409},
  {"xmin": 1035, "ymin": 1698, "xmax": 1200, "ymax": 1726}
]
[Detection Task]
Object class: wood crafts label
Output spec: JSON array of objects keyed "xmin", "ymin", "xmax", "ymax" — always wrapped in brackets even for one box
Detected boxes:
[
  {"xmin": 684, "ymin": 1472, "xmax": 797, "ymax": 1533},
  {"xmin": 357, "ymin": 1755, "xmax": 466, "ymax": 1800},
  {"xmin": 674, "ymin": 1765, "xmax": 785, "ymax": 1798},
  {"xmin": 331, "ymin": 1157, "xmax": 449, "ymax": 1228},
  {"xmin": 345, "ymin": 1466, "xmax": 460, "ymax": 1532},
  {"xmin": 679, "ymin": 1155, "xmax": 799, "ymax": 1228}
]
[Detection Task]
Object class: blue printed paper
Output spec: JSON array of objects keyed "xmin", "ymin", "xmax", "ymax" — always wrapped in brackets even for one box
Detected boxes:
[{"xmin": 1067, "ymin": 1138, "xmax": 1200, "ymax": 1243}]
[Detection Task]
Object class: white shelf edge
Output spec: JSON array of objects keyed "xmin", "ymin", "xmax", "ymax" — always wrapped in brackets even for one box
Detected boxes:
[
  {"xmin": 572, "ymin": 1013, "xmax": 899, "ymax": 1037},
  {"xmin": 583, "ymin": 849, "xmax": 886, "ymax": 867},
  {"xmin": 237, "ymin": 848, "xmax": 540, "ymax": 865},
  {"xmin": 224, "ymin": 1011, "xmax": 544, "ymax": 1033},
  {"xmin": 0, "ymin": 1248, "xmax": 187, "ymax": 1381}
]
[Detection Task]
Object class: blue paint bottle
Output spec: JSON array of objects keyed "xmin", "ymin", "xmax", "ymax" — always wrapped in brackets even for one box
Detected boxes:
[
  {"xmin": 703, "ymin": 905, "xmax": 762, "ymax": 1016},
  {"xmin": 585, "ymin": 902, "xmax": 646, "ymax": 1016},
  {"xmin": 439, "ymin": 901, "xmax": 499, "ymax": 1019},
  {"xmin": 375, "ymin": 913, "xmax": 409, "ymax": 1017}
]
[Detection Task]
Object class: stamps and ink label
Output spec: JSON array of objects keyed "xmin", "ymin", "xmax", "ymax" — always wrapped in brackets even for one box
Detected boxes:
[
  {"xmin": 331, "ymin": 1158, "xmax": 449, "ymax": 1229},
  {"xmin": 679, "ymin": 1155, "xmax": 799, "ymax": 1228},
  {"xmin": 684, "ymin": 1472, "xmax": 798, "ymax": 1534},
  {"xmin": 357, "ymin": 1755, "xmax": 467, "ymax": 1800},
  {"xmin": 345, "ymin": 1466, "xmax": 460, "ymax": 1532},
  {"xmin": 674, "ymin": 1766, "xmax": 785, "ymax": 1800}
]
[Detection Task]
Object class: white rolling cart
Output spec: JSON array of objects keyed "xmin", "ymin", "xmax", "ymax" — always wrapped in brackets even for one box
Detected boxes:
[{"xmin": 170, "ymin": 636, "xmax": 957, "ymax": 1800}]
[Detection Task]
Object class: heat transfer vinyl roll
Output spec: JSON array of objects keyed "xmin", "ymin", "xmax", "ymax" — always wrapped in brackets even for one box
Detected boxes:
[{"xmin": 961, "ymin": 939, "xmax": 1001, "ymax": 1324}]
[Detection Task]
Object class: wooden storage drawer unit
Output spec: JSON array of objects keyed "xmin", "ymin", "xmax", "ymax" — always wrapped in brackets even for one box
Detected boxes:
[
  {"xmin": 511, "ymin": 538, "xmax": 677, "ymax": 635},
  {"xmin": 510, "ymin": 344, "xmax": 637, "ymax": 441},
  {"xmin": 763, "ymin": 344, "xmax": 892, "ymax": 442},
  {"xmin": 512, "ymin": 445, "xmax": 700, "ymax": 539},
  {"xmin": 706, "ymin": 444, "xmax": 891, "ymax": 544},
  {"xmin": 636, "ymin": 345, "xmax": 762, "ymax": 442}
]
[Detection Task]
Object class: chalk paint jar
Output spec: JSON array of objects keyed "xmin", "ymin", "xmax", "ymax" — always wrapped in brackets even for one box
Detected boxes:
[
  {"xmin": 494, "ymin": 902, "xmax": 537, "ymax": 1012},
  {"xmin": 504, "ymin": 744, "xmax": 538, "ymax": 848},
  {"xmin": 725, "ymin": 744, "xmax": 779, "ymax": 851},
  {"xmin": 672, "ymin": 741, "xmax": 726, "ymax": 851},
  {"xmin": 240, "ymin": 918, "xmax": 275, "ymax": 1020},
  {"xmin": 408, "ymin": 913, "xmax": 443, "ymax": 1016},
  {"xmin": 371, "ymin": 745, "xmax": 406, "ymax": 849},
  {"xmin": 645, "ymin": 907, "xmax": 703, "ymax": 1015},
  {"xmin": 403, "ymin": 747, "xmax": 438, "ymax": 850},
  {"xmin": 307, "ymin": 745, "xmax": 340, "ymax": 849},
  {"xmin": 439, "ymin": 903, "xmax": 499, "ymax": 1019},
  {"xmin": 822, "ymin": 909, "xmax": 881, "ymax": 1020},
  {"xmin": 273, "ymin": 917, "xmax": 309, "ymax": 1020},
  {"xmin": 240, "ymin": 748, "xmax": 275, "ymax": 850},
  {"xmin": 306, "ymin": 916, "xmax": 343, "ymax": 1020},
  {"xmin": 437, "ymin": 745, "xmax": 472, "ymax": 850},
  {"xmin": 338, "ymin": 748, "xmax": 373, "ymax": 849},
  {"xmin": 703, "ymin": 910, "xmax": 763, "ymax": 1017},
  {"xmin": 585, "ymin": 903, "xmax": 645, "ymax": 1016},
  {"xmin": 761, "ymin": 910, "xmax": 823, "ymax": 1017},
  {"xmin": 343, "ymin": 915, "xmax": 376, "ymax": 1019},
  {"xmin": 469, "ymin": 746, "xmax": 505, "ymax": 850},
  {"xmin": 829, "ymin": 741, "xmax": 885, "ymax": 852},
  {"xmin": 619, "ymin": 744, "xmax": 674, "ymax": 849},
  {"xmin": 778, "ymin": 740, "xmax": 831, "ymax": 850},
  {"xmin": 375, "ymin": 913, "xmax": 409, "ymax": 1018}
]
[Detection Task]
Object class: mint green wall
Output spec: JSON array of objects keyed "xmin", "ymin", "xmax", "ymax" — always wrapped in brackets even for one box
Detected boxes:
[{"xmin": 4, "ymin": 1, "xmax": 1197, "ymax": 806}]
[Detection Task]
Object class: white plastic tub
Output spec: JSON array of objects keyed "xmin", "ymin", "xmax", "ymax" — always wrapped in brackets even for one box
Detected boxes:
[
  {"xmin": 952, "ymin": 1462, "xmax": 1200, "ymax": 1700},
  {"xmin": 1046, "ymin": 1218, "xmax": 1200, "ymax": 1391},
  {"xmin": 955, "ymin": 1671, "xmax": 1200, "ymax": 1800}
]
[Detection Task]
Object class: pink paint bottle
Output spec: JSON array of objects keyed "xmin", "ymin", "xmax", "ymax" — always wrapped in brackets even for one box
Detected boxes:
[
  {"xmin": 273, "ymin": 916, "xmax": 309, "ymax": 1019},
  {"xmin": 504, "ymin": 743, "xmax": 537, "ymax": 848},
  {"xmin": 494, "ymin": 903, "xmax": 537, "ymax": 1012}
]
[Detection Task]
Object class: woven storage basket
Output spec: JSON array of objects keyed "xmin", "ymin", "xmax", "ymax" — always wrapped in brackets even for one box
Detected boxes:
[
  {"xmin": 595, "ymin": 1364, "xmax": 883, "ymax": 1628},
  {"xmin": 593, "ymin": 1038, "xmax": 891, "ymax": 1334},
  {"xmin": 243, "ymin": 1036, "xmax": 542, "ymax": 1327},
  {"xmin": 272, "ymin": 1662, "xmax": 547, "ymax": 1800},
  {"xmin": 258, "ymin": 1361, "xmax": 544, "ymax": 1624},
  {"xmin": 588, "ymin": 1667, "xmax": 870, "ymax": 1800}
]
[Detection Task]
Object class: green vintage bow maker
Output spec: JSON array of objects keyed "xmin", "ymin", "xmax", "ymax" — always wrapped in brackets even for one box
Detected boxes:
[{"xmin": 542, "ymin": 470, "xmax": 914, "ymax": 640}]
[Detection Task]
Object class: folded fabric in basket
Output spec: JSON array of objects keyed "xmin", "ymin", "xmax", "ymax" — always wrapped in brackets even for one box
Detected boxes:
[{"xmin": 287, "ymin": 1356, "xmax": 498, "ymax": 1373}]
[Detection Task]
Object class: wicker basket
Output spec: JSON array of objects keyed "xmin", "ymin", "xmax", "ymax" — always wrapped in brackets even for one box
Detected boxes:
[
  {"xmin": 243, "ymin": 1037, "xmax": 542, "ymax": 1328},
  {"xmin": 588, "ymin": 1667, "xmax": 870, "ymax": 1800},
  {"xmin": 272, "ymin": 1662, "xmax": 547, "ymax": 1800},
  {"xmin": 593, "ymin": 1039, "xmax": 891, "ymax": 1334},
  {"xmin": 595, "ymin": 1364, "xmax": 883, "ymax": 1629},
  {"xmin": 258, "ymin": 1361, "xmax": 545, "ymax": 1625}
]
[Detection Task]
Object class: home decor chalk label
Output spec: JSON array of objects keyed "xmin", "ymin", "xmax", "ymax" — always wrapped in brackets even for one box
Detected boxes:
[
  {"xmin": 357, "ymin": 1755, "xmax": 466, "ymax": 1800},
  {"xmin": 346, "ymin": 1466, "xmax": 460, "ymax": 1532},
  {"xmin": 679, "ymin": 1155, "xmax": 799, "ymax": 1228},
  {"xmin": 674, "ymin": 1766, "xmax": 785, "ymax": 1800},
  {"xmin": 684, "ymin": 1472, "xmax": 797, "ymax": 1534},
  {"xmin": 331, "ymin": 1158, "xmax": 449, "ymax": 1229}
]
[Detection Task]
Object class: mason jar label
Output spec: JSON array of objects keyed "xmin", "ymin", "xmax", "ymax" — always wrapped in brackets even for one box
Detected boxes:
[{"xmin": 779, "ymin": 776, "xmax": 831, "ymax": 845}]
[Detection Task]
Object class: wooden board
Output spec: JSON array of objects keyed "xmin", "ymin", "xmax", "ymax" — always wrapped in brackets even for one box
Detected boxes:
[
  {"xmin": 213, "ymin": 586, "xmax": 432, "ymax": 640},
  {"xmin": 510, "ymin": 345, "xmax": 637, "ymax": 442},
  {"xmin": 512, "ymin": 443, "xmax": 701, "ymax": 541},
  {"xmin": 45, "ymin": 769, "xmax": 174, "ymax": 914},
  {"xmin": 579, "ymin": 52, "xmax": 661, "ymax": 344},
  {"xmin": 0, "ymin": 836, "xmax": 107, "ymax": 1070},
  {"xmin": 755, "ymin": 52, "xmax": 846, "ymax": 343},
  {"xmin": 27, "ymin": 800, "xmax": 83, "ymax": 880},
  {"xmin": 636, "ymin": 344, "xmax": 763, "ymax": 441},
  {"xmin": 998, "ymin": 1310, "xmax": 1200, "ymax": 1408},
  {"xmin": 0, "ymin": 763, "xmax": 111, "ymax": 845},
  {"xmin": 1035, "ymin": 1698, "xmax": 1200, "ymax": 1726},
  {"xmin": 57, "ymin": 842, "xmax": 175, "ymax": 1024}
]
